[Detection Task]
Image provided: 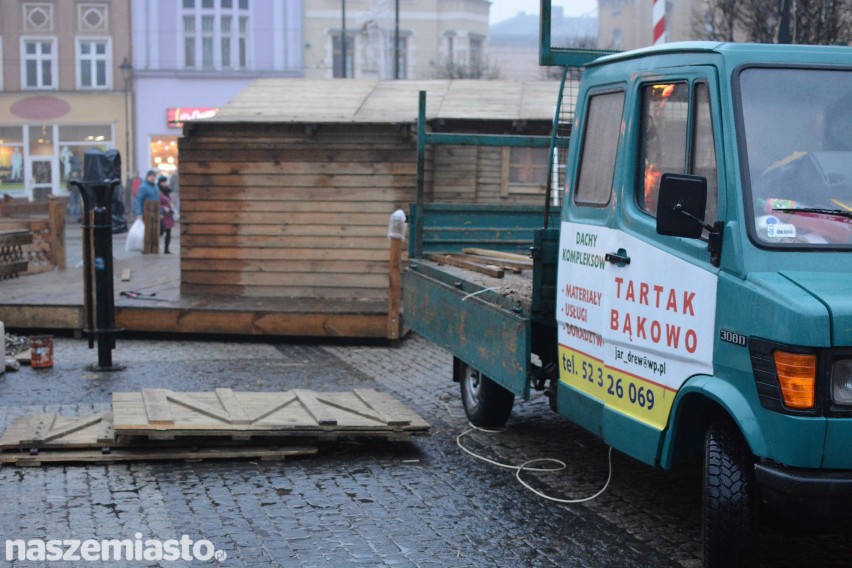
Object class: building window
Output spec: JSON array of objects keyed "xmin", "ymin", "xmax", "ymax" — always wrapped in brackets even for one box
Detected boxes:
[
  {"xmin": 77, "ymin": 38, "xmax": 111, "ymax": 89},
  {"xmin": 59, "ymin": 125, "xmax": 113, "ymax": 184},
  {"xmin": 0, "ymin": 127, "xmax": 25, "ymax": 196},
  {"xmin": 221, "ymin": 16, "xmax": 232, "ymax": 68},
  {"xmin": 469, "ymin": 36, "xmax": 483, "ymax": 69},
  {"xmin": 385, "ymin": 35, "xmax": 407, "ymax": 79},
  {"xmin": 611, "ymin": 29, "xmax": 622, "ymax": 51},
  {"xmin": 501, "ymin": 147, "xmax": 549, "ymax": 197},
  {"xmin": 202, "ymin": 15, "xmax": 215, "ymax": 68},
  {"xmin": 182, "ymin": 1, "xmax": 250, "ymax": 70},
  {"xmin": 238, "ymin": 16, "xmax": 249, "ymax": 68},
  {"xmin": 332, "ymin": 33, "xmax": 354, "ymax": 78},
  {"xmin": 21, "ymin": 38, "xmax": 56, "ymax": 90},
  {"xmin": 150, "ymin": 137, "xmax": 179, "ymax": 173},
  {"xmin": 0, "ymin": 125, "xmax": 114, "ymax": 200},
  {"xmin": 184, "ymin": 16, "xmax": 196, "ymax": 68}
]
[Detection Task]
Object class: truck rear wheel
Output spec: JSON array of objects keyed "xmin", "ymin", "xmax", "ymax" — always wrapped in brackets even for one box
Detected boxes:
[
  {"xmin": 702, "ymin": 418, "xmax": 756, "ymax": 568},
  {"xmin": 459, "ymin": 362, "xmax": 514, "ymax": 428}
]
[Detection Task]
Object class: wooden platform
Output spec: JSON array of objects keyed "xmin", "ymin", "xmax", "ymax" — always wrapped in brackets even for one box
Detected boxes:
[
  {"xmin": 1, "ymin": 445, "xmax": 318, "ymax": 467},
  {"xmin": 0, "ymin": 225, "xmax": 395, "ymax": 338},
  {"xmin": 111, "ymin": 387, "xmax": 430, "ymax": 441},
  {"xmin": 0, "ymin": 387, "xmax": 430, "ymax": 465}
]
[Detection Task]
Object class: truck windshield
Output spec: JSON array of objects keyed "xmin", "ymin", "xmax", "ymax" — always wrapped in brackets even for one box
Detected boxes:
[{"xmin": 740, "ymin": 67, "xmax": 852, "ymax": 247}]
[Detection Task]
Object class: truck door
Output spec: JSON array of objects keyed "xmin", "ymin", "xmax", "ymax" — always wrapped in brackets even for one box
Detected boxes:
[{"xmin": 557, "ymin": 75, "xmax": 722, "ymax": 465}]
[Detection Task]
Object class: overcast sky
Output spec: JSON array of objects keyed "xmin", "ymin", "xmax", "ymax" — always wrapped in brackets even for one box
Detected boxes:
[{"xmin": 489, "ymin": 0, "xmax": 598, "ymax": 25}]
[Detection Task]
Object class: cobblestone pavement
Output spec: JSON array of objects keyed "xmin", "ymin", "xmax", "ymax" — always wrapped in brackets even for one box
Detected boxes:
[{"xmin": 1, "ymin": 334, "xmax": 850, "ymax": 567}]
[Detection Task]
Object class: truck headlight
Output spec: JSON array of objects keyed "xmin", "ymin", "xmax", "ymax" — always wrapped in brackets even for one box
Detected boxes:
[{"xmin": 832, "ymin": 360, "xmax": 852, "ymax": 405}]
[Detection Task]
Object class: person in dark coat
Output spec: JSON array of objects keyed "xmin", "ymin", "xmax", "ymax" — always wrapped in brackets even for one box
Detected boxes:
[{"xmin": 157, "ymin": 175, "xmax": 175, "ymax": 254}]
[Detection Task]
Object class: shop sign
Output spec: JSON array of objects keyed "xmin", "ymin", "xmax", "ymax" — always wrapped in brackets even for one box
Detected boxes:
[{"xmin": 166, "ymin": 107, "xmax": 218, "ymax": 128}]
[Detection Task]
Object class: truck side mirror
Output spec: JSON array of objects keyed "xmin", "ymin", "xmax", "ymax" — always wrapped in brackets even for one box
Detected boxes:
[{"xmin": 656, "ymin": 173, "xmax": 707, "ymax": 239}]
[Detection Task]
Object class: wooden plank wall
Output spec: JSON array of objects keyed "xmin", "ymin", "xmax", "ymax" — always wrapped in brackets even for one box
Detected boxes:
[
  {"xmin": 178, "ymin": 123, "xmax": 417, "ymax": 300},
  {"xmin": 432, "ymin": 146, "xmax": 546, "ymax": 206}
]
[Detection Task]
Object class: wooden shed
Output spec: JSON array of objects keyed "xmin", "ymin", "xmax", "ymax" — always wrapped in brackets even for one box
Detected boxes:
[{"xmin": 178, "ymin": 79, "xmax": 561, "ymax": 338}]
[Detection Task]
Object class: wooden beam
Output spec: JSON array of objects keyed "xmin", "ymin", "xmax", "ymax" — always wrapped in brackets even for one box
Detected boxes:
[
  {"xmin": 462, "ymin": 248, "xmax": 532, "ymax": 263},
  {"xmin": 425, "ymin": 253, "xmax": 504, "ymax": 278},
  {"xmin": 387, "ymin": 236, "xmax": 402, "ymax": 340},
  {"xmin": 446, "ymin": 253, "xmax": 528, "ymax": 273},
  {"xmin": 142, "ymin": 389, "xmax": 174, "ymax": 424}
]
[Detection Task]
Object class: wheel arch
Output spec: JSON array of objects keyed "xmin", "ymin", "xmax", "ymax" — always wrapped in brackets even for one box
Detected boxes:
[{"xmin": 660, "ymin": 376, "xmax": 768, "ymax": 469}]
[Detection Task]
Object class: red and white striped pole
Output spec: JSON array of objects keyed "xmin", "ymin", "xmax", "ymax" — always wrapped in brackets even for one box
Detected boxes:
[{"xmin": 652, "ymin": 0, "xmax": 666, "ymax": 44}]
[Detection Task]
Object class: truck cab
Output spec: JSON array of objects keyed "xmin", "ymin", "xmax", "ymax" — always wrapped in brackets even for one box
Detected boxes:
[
  {"xmin": 556, "ymin": 42, "xmax": 852, "ymax": 564},
  {"xmin": 402, "ymin": 39, "xmax": 852, "ymax": 567}
]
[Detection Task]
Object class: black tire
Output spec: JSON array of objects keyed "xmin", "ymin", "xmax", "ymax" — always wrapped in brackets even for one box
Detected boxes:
[
  {"xmin": 702, "ymin": 418, "xmax": 757, "ymax": 568},
  {"xmin": 458, "ymin": 361, "xmax": 514, "ymax": 427}
]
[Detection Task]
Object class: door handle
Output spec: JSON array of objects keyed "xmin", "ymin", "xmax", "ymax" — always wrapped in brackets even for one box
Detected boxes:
[{"xmin": 605, "ymin": 249, "xmax": 630, "ymax": 266}]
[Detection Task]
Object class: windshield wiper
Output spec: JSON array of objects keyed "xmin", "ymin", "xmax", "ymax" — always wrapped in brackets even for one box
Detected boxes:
[{"xmin": 773, "ymin": 207, "xmax": 852, "ymax": 219}]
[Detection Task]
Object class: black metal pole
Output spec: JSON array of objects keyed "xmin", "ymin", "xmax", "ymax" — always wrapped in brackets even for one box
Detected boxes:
[
  {"xmin": 91, "ymin": 179, "xmax": 120, "ymax": 369},
  {"xmin": 341, "ymin": 0, "xmax": 347, "ymax": 77},
  {"xmin": 777, "ymin": 0, "xmax": 792, "ymax": 43},
  {"xmin": 394, "ymin": 0, "xmax": 400, "ymax": 79},
  {"xmin": 71, "ymin": 180, "xmax": 95, "ymax": 348},
  {"xmin": 92, "ymin": 200, "xmax": 112, "ymax": 367},
  {"xmin": 72, "ymin": 176, "xmax": 124, "ymax": 371}
]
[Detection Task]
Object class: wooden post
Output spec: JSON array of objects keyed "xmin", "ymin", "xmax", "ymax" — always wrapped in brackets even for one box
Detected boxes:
[
  {"xmin": 387, "ymin": 210, "xmax": 405, "ymax": 342},
  {"xmin": 143, "ymin": 200, "xmax": 160, "ymax": 255},
  {"xmin": 387, "ymin": 237, "xmax": 402, "ymax": 341},
  {"xmin": 47, "ymin": 195, "xmax": 66, "ymax": 270}
]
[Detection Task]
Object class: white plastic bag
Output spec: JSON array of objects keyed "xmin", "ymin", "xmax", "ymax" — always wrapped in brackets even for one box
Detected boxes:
[
  {"xmin": 125, "ymin": 218, "xmax": 144, "ymax": 252},
  {"xmin": 387, "ymin": 209, "xmax": 406, "ymax": 240}
]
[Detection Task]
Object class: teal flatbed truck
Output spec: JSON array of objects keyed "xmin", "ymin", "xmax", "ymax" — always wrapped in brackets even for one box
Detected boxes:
[{"xmin": 403, "ymin": 24, "xmax": 852, "ymax": 568}]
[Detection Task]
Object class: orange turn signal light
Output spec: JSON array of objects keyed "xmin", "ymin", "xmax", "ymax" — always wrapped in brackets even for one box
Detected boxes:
[{"xmin": 774, "ymin": 351, "xmax": 817, "ymax": 410}]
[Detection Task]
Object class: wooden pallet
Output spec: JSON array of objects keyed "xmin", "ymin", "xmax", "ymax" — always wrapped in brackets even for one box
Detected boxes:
[
  {"xmin": 0, "ymin": 413, "xmax": 114, "ymax": 449},
  {"xmin": 0, "ymin": 388, "xmax": 429, "ymax": 465},
  {"xmin": 1, "ymin": 445, "xmax": 317, "ymax": 467},
  {"xmin": 111, "ymin": 388, "xmax": 430, "ymax": 441}
]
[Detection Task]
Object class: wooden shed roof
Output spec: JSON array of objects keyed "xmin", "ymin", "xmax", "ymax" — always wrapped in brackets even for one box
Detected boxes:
[{"xmin": 208, "ymin": 79, "xmax": 563, "ymax": 124}]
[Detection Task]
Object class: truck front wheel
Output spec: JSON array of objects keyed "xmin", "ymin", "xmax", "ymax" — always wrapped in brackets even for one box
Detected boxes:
[
  {"xmin": 458, "ymin": 362, "xmax": 514, "ymax": 428},
  {"xmin": 702, "ymin": 418, "xmax": 756, "ymax": 568}
]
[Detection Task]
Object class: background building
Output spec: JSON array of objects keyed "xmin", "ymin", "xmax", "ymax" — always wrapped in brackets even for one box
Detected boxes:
[
  {"xmin": 489, "ymin": 6, "xmax": 597, "ymax": 80},
  {"xmin": 2, "ymin": 0, "xmax": 496, "ymax": 201},
  {"xmin": 303, "ymin": 0, "xmax": 490, "ymax": 79},
  {"xmin": 0, "ymin": 1, "xmax": 132, "ymax": 201},
  {"xmin": 598, "ymin": 0, "xmax": 700, "ymax": 50},
  {"xmin": 130, "ymin": 0, "xmax": 304, "ymax": 179}
]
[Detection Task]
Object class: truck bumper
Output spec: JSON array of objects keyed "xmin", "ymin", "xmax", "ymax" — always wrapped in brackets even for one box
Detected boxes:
[{"xmin": 755, "ymin": 462, "xmax": 852, "ymax": 531}]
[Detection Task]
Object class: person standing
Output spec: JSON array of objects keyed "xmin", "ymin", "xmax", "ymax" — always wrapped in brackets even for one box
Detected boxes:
[
  {"xmin": 67, "ymin": 169, "xmax": 81, "ymax": 221},
  {"xmin": 10, "ymin": 148, "xmax": 22, "ymax": 181},
  {"xmin": 157, "ymin": 175, "xmax": 175, "ymax": 254},
  {"xmin": 133, "ymin": 170, "xmax": 160, "ymax": 217}
]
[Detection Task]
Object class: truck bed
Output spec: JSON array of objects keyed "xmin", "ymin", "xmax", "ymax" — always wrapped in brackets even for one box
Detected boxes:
[
  {"xmin": 404, "ymin": 203, "xmax": 560, "ymax": 399},
  {"xmin": 412, "ymin": 258, "xmax": 535, "ymax": 313}
]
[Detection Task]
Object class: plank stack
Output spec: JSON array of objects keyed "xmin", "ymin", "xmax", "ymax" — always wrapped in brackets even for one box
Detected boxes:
[{"xmin": 0, "ymin": 388, "xmax": 429, "ymax": 466}]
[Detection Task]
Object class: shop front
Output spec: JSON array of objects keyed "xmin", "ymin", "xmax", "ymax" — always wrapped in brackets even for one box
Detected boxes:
[{"xmin": 0, "ymin": 93, "xmax": 126, "ymax": 201}]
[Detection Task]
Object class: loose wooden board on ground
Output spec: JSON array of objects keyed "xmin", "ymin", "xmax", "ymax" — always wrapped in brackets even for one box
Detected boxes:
[
  {"xmin": 1, "ymin": 445, "xmax": 318, "ymax": 466},
  {"xmin": 0, "ymin": 388, "xmax": 430, "ymax": 465},
  {"xmin": 112, "ymin": 387, "xmax": 430, "ymax": 441}
]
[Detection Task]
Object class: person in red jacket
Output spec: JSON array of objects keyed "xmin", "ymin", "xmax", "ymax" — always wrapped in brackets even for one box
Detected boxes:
[{"xmin": 157, "ymin": 175, "xmax": 175, "ymax": 254}]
